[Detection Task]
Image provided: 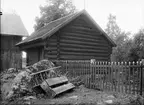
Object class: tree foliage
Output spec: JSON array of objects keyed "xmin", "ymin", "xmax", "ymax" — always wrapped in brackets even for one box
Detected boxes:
[
  {"xmin": 127, "ymin": 29, "xmax": 144, "ymax": 61},
  {"xmin": 105, "ymin": 14, "xmax": 144, "ymax": 62},
  {"xmin": 105, "ymin": 14, "xmax": 121, "ymax": 41},
  {"xmin": 34, "ymin": 0, "xmax": 76, "ymax": 31},
  {"xmin": 105, "ymin": 14, "xmax": 131, "ymax": 62}
]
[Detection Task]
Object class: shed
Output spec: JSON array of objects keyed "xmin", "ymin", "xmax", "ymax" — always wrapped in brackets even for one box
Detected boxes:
[
  {"xmin": 1, "ymin": 12, "xmax": 28, "ymax": 70},
  {"xmin": 17, "ymin": 10, "xmax": 116, "ymax": 65}
]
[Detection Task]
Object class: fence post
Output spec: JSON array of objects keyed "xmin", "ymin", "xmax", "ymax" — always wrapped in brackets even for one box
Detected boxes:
[{"xmin": 140, "ymin": 59, "xmax": 144, "ymax": 95}]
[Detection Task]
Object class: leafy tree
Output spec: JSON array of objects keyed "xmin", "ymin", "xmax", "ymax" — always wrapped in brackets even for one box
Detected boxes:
[
  {"xmin": 105, "ymin": 14, "xmax": 121, "ymax": 41},
  {"xmin": 127, "ymin": 29, "xmax": 144, "ymax": 61},
  {"xmin": 105, "ymin": 14, "xmax": 131, "ymax": 62},
  {"xmin": 34, "ymin": 0, "xmax": 76, "ymax": 31}
]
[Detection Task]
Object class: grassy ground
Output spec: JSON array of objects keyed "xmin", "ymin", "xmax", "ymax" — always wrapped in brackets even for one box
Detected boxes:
[{"xmin": 31, "ymin": 85, "xmax": 144, "ymax": 105}]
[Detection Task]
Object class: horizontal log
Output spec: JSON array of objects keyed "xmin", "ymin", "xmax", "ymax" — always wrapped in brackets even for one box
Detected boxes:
[
  {"xmin": 46, "ymin": 42, "xmax": 111, "ymax": 51},
  {"xmin": 45, "ymin": 49, "xmax": 110, "ymax": 55},
  {"xmin": 60, "ymin": 39, "xmax": 109, "ymax": 47},
  {"xmin": 46, "ymin": 52, "xmax": 58, "ymax": 55},
  {"xmin": 45, "ymin": 47, "xmax": 57, "ymax": 51},
  {"xmin": 61, "ymin": 31, "xmax": 100, "ymax": 37},
  {"xmin": 60, "ymin": 33, "xmax": 103, "ymax": 42},
  {"xmin": 60, "ymin": 52, "xmax": 109, "ymax": 57},
  {"xmin": 60, "ymin": 34, "xmax": 107, "ymax": 44},
  {"xmin": 60, "ymin": 32, "xmax": 102, "ymax": 39},
  {"xmin": 63, "ymin": 25, "xmax": 98, "ymax": 33},
  {"xmin": 59, "ymin": 43, "xmax": 110, "ymax": 50},
  {"xmin": 61, "ymin": 29, "xmax": 100, "ymax": 37},
  {"xmin": 60, "ymin": 55, "xmax": 108, "ymax": 60},
  {"xmin": 60, "ymin": 35, "xmax": 107, "ymax": 44},
  {"xmin": 60, "ymin": 48, "xmax": 109, "ymax": 54},
  {"xmin": 44, "ymin": 54, "xmax": 57, "ymax": 59},
  {"xmin": 45, "ymin": 47, "xmax": 111, "ymax": 56},
  {"xmin": 72, "ymin": 24, "xmax": 92, "ymax": 29}
]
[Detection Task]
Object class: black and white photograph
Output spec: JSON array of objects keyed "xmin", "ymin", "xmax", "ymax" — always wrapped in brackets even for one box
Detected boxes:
[{"xmin": 1, "ymin": 0, "xmax": 144, "ymax": 104}]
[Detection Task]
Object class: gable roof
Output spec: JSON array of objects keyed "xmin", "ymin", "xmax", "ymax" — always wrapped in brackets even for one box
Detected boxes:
[
  {"xmin": 1, "ymin": 13, "xmax": 29, "ymax": 37},
  {"xmin": 16, "ymin": 10, "xmax": 116, "ymax": 47}
]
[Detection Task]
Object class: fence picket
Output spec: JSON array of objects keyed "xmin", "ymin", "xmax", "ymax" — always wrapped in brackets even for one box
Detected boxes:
[
  {"xmin": 136, "ymin": 61, "xmax": 139, "ymax": 94},
  {"xmin": 140, "ymin": 61, "xmax": 143, "ymax": 95},
  {"xmin": 132, "ymin": 61, "xmax": 135, "ymax": 94},
  {"xmin": 121, "ymin": 62, "xmax": 124, "ymax": 93}
]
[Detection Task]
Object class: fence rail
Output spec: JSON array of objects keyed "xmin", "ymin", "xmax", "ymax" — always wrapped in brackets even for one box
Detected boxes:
[{"xmin": 52, "ymin": 60, "xmax": 144, "ymax": 95}]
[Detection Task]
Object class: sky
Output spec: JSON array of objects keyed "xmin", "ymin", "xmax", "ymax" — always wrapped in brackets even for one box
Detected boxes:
[{"xmin": 1, "ymin": 0, "xmax": 144, "ymax": 36}]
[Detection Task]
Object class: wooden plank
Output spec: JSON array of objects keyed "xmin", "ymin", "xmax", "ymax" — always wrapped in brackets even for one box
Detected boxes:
[
  {"xmin": 30, "ymin": 66, "xmax": 61, "ymax": 76},
  {"xmin": 46, "ymin": 76, "xmax": 68, "ymax": 87},
  {"xmin": 52, "ymin": 83, "xmax": 75, "ymax": 97}
]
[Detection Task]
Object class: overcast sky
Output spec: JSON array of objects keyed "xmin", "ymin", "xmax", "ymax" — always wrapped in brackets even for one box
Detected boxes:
[{"xmin": 1, "ymin": 0, "xmax": 144, "ymax": 35}]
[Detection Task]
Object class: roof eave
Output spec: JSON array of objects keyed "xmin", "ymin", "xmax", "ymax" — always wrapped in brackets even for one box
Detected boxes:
[
  {"xmin": 16, "ymin": 37, "xmax": 43, "ymax": 47},
  {"xmin": 16, "ymin": 36, "xmax": 42, "ymax": 46}
]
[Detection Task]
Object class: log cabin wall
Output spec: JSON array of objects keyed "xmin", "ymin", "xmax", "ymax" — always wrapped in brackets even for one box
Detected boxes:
[
  {"xmin": 44, "ymin": 34, "xmax": 58, "ymax": 60},
  {"xmin": 44, "ymin": 14, "xmax": 112, "ymax": 61}
]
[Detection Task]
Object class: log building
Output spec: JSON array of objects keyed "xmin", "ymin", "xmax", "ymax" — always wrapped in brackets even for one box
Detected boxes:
[{"xmin": 17, "ymin": 10, "xmax": 116, "ymax": 65}]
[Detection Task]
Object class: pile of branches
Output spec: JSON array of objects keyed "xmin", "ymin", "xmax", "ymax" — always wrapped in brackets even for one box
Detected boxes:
[{"xmin": 1, "ymin": 59, "xmax": 55, "ymax": 105}]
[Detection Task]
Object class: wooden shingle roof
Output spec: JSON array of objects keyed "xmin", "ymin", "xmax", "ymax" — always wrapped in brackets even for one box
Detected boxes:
[
  {"xmin": 17, "ymin": 10, "xmax": 116, "ymax": 47},
  {"xmin": 1, "ymin": 13, "xmax": 29, "ymax": 37}
]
